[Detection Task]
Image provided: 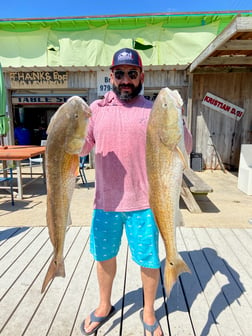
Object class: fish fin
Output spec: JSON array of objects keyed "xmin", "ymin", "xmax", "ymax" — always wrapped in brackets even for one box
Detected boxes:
[
  {"xmin": 41, "ymin": 257, "xmax": 65, "ymax": 293},
  {"xmin": 159, "ymin": 130, "xmax": 181, "ymax": 149},
  {"xmin": 46, "ymin": 112, "xmax": 58, "ymax": 135},
  {"xmin": 164, "ymin": 257, "xmax": 190, "ymax": 297},
  {"xmin": 176, "ymin": 145, "xmax": 188, "ymax": 169}
]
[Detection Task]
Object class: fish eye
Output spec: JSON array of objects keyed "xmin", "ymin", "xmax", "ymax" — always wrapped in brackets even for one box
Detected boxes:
[
  {"xmin": 162, "ymin": 103, "xmax": 168, "ymax": 108},
  {"xmin": 74, "ymin": 113, "xmax": 79, "ymax": 119}
]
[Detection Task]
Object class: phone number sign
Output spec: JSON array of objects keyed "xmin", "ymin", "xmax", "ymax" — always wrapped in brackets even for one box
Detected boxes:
[{"xmin": 97, "ymin": 71, "xmax": 112, "ymax": 96}]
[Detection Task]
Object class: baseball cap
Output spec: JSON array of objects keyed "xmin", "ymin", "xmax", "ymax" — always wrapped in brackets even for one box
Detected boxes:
[{"xmin": 110, "ymin": 48, "xmax": 142, "ymax": 69}]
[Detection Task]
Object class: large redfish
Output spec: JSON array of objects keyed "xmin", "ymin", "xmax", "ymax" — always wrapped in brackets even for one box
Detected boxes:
[
  {"xmin": 41, "ymin": 96, "xmax": 91, "ymax": 293},
  {"xmin": 146, "ymin": 87, "xmax": 190, "ymax": 296}
]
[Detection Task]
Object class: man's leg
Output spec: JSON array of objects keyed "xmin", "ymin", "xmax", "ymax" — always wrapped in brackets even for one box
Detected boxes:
[
  {"xmin": 141, "ymin": 267, "xmax": 163, "ymax": 336},
  {"xmin": 84, "ymin": 257, "xmax": 116, "ymax": 333}
]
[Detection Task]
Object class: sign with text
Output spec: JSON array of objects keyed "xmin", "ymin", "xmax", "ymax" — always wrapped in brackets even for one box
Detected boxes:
[
  {"xmin": 12, "ymin": 96, "xmax": 68, "ymax": 105},
  {"xmin": 9, "ymin": 71, "xmax": 68, "ymax": 89},
  {"xmin": 12, "ymin": 96, "xmax": 88, "ymax": 105},
  {"xmin": 202, "ymin": 92, "xmax": 244, "ymax": 121},
  {"xmin": 97, "ymin": 71, "xmax": 112, "ymax": 96}
]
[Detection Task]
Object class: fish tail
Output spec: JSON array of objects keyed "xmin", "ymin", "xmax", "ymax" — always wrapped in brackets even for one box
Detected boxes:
[
  {"xmin": 164, "ymin": 257, "xmax": 190, "ymax": 297},
  {"xmin": 41, "ymin": 257, "xmax": 65, "ymax": 293}
]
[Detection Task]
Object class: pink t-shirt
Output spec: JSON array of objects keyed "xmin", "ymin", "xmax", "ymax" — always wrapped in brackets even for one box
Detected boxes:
[{"xmin": 80, "ymin": 91, "xmax": 153, "ymax": 212}]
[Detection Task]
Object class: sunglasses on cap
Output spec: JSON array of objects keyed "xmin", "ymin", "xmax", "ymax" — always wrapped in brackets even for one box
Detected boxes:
[{"xmin": 113, "ymin": 69, "xmax": 140, "ymax": 80}]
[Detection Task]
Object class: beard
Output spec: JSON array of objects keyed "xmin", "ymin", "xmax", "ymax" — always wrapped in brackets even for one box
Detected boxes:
[{"xmin": 113, "ymin": 82, "xmax": 142, "ymax": 101}]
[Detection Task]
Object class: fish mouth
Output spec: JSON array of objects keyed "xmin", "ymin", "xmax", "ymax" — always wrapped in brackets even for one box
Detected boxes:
[{"xmin": 87, "ymin": 110, "xmax": 92, "ymax": 118}]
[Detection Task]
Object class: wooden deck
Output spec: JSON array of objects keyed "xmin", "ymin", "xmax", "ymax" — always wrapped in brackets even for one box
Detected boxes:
[{"xmin": 1, "ymin": 226, "xmax": 252, "ymax": 336}]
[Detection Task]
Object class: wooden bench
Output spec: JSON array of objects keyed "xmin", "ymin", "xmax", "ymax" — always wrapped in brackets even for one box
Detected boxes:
[{"xmin": 181, "ymin": 167, "xmax": 213, "ymax": 213}]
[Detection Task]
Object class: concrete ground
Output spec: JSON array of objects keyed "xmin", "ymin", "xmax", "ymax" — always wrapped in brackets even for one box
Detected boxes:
[
  {"xmin": 180, "ymin": 169, "xmax": 252, "ymax": 228},
  {"xmin": 0, "ymin": 166, "xmax": 251, "ymax": 228}
]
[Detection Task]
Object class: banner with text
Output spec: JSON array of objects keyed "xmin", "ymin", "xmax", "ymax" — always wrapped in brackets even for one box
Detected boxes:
[{"xmin": 202, "ymin": 92, "xmax": 244, "ymax": 121}]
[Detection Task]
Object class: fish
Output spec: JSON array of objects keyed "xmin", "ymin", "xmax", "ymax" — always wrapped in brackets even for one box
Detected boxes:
[
  {"xmin": 41, "ymin": 96, "xmax": 91, "ymax": 293},
  {"xmin": 146, "ymin": 87, "xmax": 190, "ymax": 297}
]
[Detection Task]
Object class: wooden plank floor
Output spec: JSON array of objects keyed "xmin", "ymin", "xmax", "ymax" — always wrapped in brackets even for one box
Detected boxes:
[{"xmin": 1, "ymin": 226, "xmax": 252, "ymax": 336}]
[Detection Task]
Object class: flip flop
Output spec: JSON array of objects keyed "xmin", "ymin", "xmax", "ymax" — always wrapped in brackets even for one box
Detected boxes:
[
  {"xmin": 80, "ymin": 306, "xmax": 116, "ymax": 335},
  {"xmin": 139, "ymin": 309, "xmax": 163, "ymax": 336}
]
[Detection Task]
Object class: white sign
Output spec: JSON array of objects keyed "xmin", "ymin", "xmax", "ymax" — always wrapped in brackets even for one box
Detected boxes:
[
  {"xmin": 202, "ymin": 92, "xmax": 244, "ymax": 121},
  {"xmin": 97, "ymin": 71, "xmax": 112, "ymax": 96}
]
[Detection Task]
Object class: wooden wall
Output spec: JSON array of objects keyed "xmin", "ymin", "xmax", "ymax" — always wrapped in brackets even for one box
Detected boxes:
[
  {"xmin": 6, "ymin": 67, "xmax": 252, "ymax": 172},
  {"xmin": 191, "ymin": 72, "xmax": 252, "ymax": 170}
]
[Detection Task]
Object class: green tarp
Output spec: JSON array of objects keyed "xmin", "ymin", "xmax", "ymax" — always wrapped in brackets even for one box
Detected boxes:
[
  {"xmin": 0, "ymin": 115, "xmax": 9, "ymax": 136},
  {"xmin": 0, "ymin": 13, "xmax": 251, "ymax": 68},
  {"xmin": 0, "ymin": 62, "xmax": 9, "ymax": 138}
]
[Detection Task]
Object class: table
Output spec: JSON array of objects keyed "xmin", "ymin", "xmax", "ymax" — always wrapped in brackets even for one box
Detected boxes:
[{"xmin": 0, "ymin": 145, "xmax": 46, "ymax": 199}]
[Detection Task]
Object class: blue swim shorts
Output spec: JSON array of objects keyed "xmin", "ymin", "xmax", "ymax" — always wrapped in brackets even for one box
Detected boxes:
[{"xmin": 90, "ymin": 208, "xmax": 160, "ymax": 269}]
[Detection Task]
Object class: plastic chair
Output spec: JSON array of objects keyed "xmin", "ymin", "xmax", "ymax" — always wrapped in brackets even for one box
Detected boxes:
[
  {"xmin": 29, "ymin": 140, "xmax": 47, "ymax": 178},
  {"xmin": 0, "ymin": 167, "xmax": 14, "ymax": 205},
  {"xmin": 79, "ymin": 156, "xmax": 88, "ymax": 187}
]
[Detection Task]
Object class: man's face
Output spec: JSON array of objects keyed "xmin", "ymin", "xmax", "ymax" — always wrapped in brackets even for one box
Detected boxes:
[{"xmin": 110, "ymin": 65, "xmax": 144, "ymax": 101}]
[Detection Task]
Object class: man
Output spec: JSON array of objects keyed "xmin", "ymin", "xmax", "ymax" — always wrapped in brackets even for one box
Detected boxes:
[{"xmin": 80, "ymin": 47, "xmax": 164, "ymax": 336}]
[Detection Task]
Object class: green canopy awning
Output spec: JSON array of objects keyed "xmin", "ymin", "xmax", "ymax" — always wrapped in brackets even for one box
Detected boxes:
[{"xmin": 1, "ymin": 13, "xmax": 250, "ymax": 68}]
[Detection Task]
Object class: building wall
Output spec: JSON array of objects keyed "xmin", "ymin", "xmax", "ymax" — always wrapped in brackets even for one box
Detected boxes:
[
  {"xmin": 191, "ymin": 72, "xmax": 252, "ymax": 170},
  {"xmin": 5, "ymin": 69, "xmax": 189, "ymax": 146},
  {"xmin": 5, "ymin": 67, "xmax": 252, "ymax": 171}
]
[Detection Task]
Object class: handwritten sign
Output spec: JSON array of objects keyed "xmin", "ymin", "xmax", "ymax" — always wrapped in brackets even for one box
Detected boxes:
[
  {"xmin": 202, "ymin": 92, "xmax": 244, "ymax": 121},
  {"xmin": 9, "ymin": 71, "xmax": 68, "ymax": 89}
]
